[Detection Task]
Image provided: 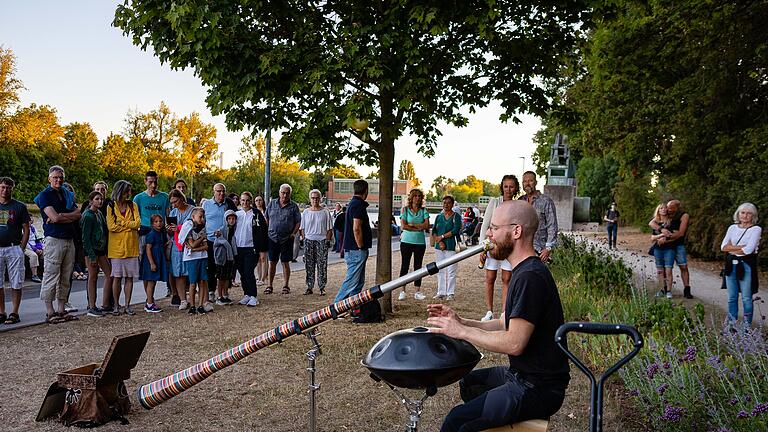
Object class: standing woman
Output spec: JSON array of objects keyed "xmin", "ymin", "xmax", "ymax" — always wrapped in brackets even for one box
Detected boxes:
[
  {"xmin": 604, "ymin": 202, "xmax": 620, "ymax": 249},
  {"xmin": 253, "ymin": 195, "xmax": 270, "ymax": 285},
  {"xmin": 80, "ymin": 191, "xmax": 111, "ymax": 317},
  {"xmin": 235, "ymin": 191, "xmax": 264, "ymax": 306},
  {"xmin": 721, "ymin": 203, "xmax": 761, "ymax": 326},
  {"xmin": 649, "ymin": 203, "xmax": 673, "ymax": 299},
  {"xmin": 168, "ymin": 189, "xmax": 194, "ymax": 309},
  {"xmin": 332, "ymin": 202, "xmax": 343, "ymax": 252},
  {"xmin": 107, "ymin": 180, "xmax": 141, "ymax": 315},
  {"xmin": 299, "ymin": 189, "xmax": 333, "ymax": 295},
  {"xmin": 397, "ymin": 188, "xmax": 430, "ymax": 301},
  {"xmin": 478, "ymin": 174, "xmax": 518, "ymax": 321},
  {"xmin": 432, "ymin": 195, "xmax": 462, "ymax": 300}
]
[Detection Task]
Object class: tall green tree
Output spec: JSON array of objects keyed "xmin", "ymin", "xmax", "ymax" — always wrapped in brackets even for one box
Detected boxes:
[
  {"xmin": 327, "ymin": 164, "xmax": 361, "ymax": 179},
  {"xmin": 176, "ymin": 112, "xmax": 219, "ymax": 176},
  {"xmin": 114, "ymin": 0, "xmax": 589, "ymax": 310},
  {"xmin": 397, "ymin": 160, "xmax": 420, "ymax": 187},
  {"xmin": 62, "ymin": 122, "xmax": 104, "ymax": 199},
  {"xmin": 0, "ymin": 46, "xmax": 24, "ymax": 118}
]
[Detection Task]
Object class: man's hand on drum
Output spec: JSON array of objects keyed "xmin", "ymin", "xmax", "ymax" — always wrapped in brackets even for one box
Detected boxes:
[{"xmin": 427, "ymin": 304, "xmax": 463, "ymax": 338}]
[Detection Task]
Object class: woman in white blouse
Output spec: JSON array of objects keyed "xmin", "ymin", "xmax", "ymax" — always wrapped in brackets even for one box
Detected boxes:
[{"xmin": 720, "ymin": 202, "xmax": 761, "ymax": 325}]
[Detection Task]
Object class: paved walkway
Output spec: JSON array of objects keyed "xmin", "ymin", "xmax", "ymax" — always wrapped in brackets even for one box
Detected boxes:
[
  {"xmin": 572, "ymin": 233, "xmax": 731, "ymax": 316},
  {"xmin": 1, "ymin": 237, "xmax": 401, "ymax": 332}
]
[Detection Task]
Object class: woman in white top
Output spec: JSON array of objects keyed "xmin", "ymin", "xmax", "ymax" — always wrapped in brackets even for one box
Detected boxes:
[
  {"xmin": 300, "ymin": 189, "xmax": 333, "ymax": 295},
  {"xmin": 720, "ymin": 202, "xmax": 761, "ymax": 325},
  {"xmin": 478, "ymin": 175, "xmax": 519, "ymax": 321}
]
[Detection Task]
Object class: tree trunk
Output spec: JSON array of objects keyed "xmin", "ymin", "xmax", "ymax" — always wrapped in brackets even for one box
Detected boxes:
[{"xmin": 376, "ymin": 95, "xmax": 395, "ymax": 314}]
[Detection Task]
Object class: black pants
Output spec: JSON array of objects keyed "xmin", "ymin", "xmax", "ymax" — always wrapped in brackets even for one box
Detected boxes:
[
  {"xmin": 399, "ymin": 242, "xmax": 426, "ymax": 287},
  {"xmin": 441, "ymin": 366, "xmax": 566, "ymax": 432},
  {"xmin": 207, "ymin": 240, "xmax": 217, "ymax": 292},
  {"xmin": 237, "ymin": 247, "xmax": 258, "ymax": 297}
]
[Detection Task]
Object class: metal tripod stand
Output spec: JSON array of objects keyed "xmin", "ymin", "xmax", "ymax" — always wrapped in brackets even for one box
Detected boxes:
[{"xmin": 305, "ymin": 327, "xmax": 322, "ymax": 432}]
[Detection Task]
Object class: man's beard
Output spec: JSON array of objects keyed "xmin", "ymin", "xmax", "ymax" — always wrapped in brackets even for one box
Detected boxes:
[
  {"xmin": 523, "ymin": 186, "xmax": 534, "ymax": 195},
  {"xmin": 489, "ymin": 232, "xmax": 514, "ymax": 261}
]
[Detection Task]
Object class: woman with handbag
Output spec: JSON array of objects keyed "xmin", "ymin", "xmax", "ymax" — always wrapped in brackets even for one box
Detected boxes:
[
  {"xmin": 720, "ymin": 202, "xmax": 761, "ymax": 325},
  {"xmin": 432, "ymin": 195, "xmax": 462, "ymax": 301},
  {"xmin": 649, "ymin": 203, "xmax": 674, "ymax": 299}
]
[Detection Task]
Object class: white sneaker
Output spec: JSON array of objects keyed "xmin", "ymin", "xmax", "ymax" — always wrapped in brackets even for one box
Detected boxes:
[
  {"xmin": 433, "ymin": 294, "xmax": 446, "ymax": 300},
  {"xmin": 414, "ymin": 292, "xmax": 426, "ymax": 301},
  {"xmin": 208, "ymin": 292, "xmax": 216, "ymax": 302},
  {"xmin": 666, "ymin": 291, "xmax": 673, "ymax": 299},
  {"xmin": 481, "ymin": 311, "xmax": 494, "ymax": 322},
  {"xmin": 247, "ymin": 296, "xmax": 260, "ymax": 307},
  {"xmin": 239, "ymin": 295, "xmax": 252, "ymax": 305},
  {"xmin": 64, "ymin": 303, "xmax": 78, "ymax": 313},
  {"xmin": 446, "ymin": 294, "xmax": 455, "ymax": 301},
  {"xmin": 398, "ymin": 291, "xmax": 407, "ymax": 301},
  {"xmin": 202, "ymin": 302, "xmax": 215, "ymax": 312},
  {"xmin": 178, "ymin": 300, "xmax": 189, "ymax": 310}
]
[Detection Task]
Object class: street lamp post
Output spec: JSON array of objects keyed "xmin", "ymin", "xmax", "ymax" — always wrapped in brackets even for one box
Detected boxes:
[{"xmin": 519, "ymin": 156, "xmax": 525, "ymax": 174}]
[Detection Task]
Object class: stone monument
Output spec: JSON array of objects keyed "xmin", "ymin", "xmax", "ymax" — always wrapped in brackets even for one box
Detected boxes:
[{"xmin": 543, "ymin": 133, "xmax": 578, "ymax": 231}]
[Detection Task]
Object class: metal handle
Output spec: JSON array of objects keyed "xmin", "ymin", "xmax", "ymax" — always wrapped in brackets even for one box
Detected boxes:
[{"xmin": 556, "ymin": 322, "xmax": 642, "ymax": 347}]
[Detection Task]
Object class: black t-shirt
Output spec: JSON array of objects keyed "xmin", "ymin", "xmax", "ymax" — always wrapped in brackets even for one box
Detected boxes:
[
  {"xmin": 605, "ymin": 209, "xmax": 620, "ymax": 225},
  {"xmin": 343, "ymin": 196, "xmax": 372, "ymax": 250},
  {"xmin": 0, "ymin": 199, "xmax": 30, "ymax": 246},
  {"xmin": 504, "ymin": 256, "xmax": 570, "ymax": 387}
]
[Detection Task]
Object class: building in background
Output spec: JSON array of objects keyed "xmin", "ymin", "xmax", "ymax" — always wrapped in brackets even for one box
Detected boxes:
[{"xmin": 326, "ymin": 178, "xmax": 416, "ymax": 209}]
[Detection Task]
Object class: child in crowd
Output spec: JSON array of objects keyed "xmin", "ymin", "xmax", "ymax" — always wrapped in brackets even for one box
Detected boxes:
[
  {"xmin": 25, "ymin": 219, "xmax": 44, "ymax": 283},
  {"xmin": 214, "ymin": 210, "xmax": 238, "ymax": 305},
  {"xmin": 140, "ymin": 214, "xmax": 168, "ymax": 313},
  {"xmin": 81, "ymin": 191, "xmax": 112, "ymax": 317},
  {"xmin": 179, "ymin": 207, "xmax": 209, "ymax": 314}
]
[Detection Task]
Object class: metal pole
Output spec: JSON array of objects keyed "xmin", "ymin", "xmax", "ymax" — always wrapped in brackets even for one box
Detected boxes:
[
  {"xmin": 305, "ymin": 328, "xmax": 321, "ymax": 432},
  {"xmin": 264, "ymin": 129, "xmax": 272, "ymax": 205}
]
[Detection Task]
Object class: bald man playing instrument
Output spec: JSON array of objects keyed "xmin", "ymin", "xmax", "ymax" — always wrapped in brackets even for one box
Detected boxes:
[{"xmin": 427, "ymin": 201, "xmax": 570, "ymax": 431}]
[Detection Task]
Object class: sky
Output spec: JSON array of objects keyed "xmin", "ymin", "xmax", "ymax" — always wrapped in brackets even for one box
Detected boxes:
[{"xmin": 0, "ymin": 1, "xmax": 543, "ymax": 188}]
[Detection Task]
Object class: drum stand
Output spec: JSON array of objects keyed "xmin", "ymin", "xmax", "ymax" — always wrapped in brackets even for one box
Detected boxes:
[
  {"xmin": 382, "ymin": 383, "xmax": 437, "ymax": 432},
  {"xmin": 305, "ymin": 328, "xmax": 322, "ymax": 432}
]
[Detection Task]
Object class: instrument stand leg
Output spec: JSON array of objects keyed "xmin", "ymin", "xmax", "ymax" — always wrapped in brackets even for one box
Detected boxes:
[
  {"xmin": 385, "ymin": 384, "xmax": 435, "ymax": 432},
  {"xmin": 305, "ymin": 328, "xmax": 322, "ymax": 432}
]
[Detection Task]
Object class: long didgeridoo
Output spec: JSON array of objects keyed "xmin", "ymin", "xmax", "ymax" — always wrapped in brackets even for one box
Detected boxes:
[{"xmin": 137, "ymin": 240, "xmax": 494, "ymax": 409}]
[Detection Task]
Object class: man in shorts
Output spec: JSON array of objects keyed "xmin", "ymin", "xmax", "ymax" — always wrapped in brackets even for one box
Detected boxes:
[
  {"xmin": 0, "ymin": 177, "xmax": 30, "ymax": 324},
  {"xmin": 264, "ymin": 183, "xmax": 301, "ymax": 294},
  {"xmin": 651, "ymin": 199, "xmax": 692, "ymax": 299}
]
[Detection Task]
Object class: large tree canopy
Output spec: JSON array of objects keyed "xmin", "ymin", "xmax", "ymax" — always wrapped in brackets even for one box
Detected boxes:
[{"xmin": 114, "ymin": 0, "xmax": 589, "ymax": 309}]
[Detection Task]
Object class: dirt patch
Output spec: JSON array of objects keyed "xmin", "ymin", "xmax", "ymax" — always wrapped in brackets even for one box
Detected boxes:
[{"xmin": 3, "ymin": 249, "xmax": 645, "ymax": 432}]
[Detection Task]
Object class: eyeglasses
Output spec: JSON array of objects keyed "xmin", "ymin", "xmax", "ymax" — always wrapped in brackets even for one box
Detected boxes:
[
  {"xmin": 214, "ymin": 189, "xmax": 225, "ymax": 193},
  {"xmin": 310, "ymin": 196, "xmax": 321, "ymax": 200},
  {"xmin": 489, "ymin": 223, "xmax": 519, "ymax": 231}
]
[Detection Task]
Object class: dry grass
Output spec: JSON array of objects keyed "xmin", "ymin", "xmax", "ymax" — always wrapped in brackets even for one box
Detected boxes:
[{"xmin": 4, "ymin": 248, "xmax": 645, "ymax": 432}]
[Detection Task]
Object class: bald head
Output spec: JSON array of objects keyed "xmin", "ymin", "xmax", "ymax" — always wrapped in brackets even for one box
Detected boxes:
[
  {"xmin": 494, "ymin": 200, "xmax": 539, "ymax": 241},
  {"xmin": 667, "ymin": 199, "xmax": 681, "ymax": 216}
]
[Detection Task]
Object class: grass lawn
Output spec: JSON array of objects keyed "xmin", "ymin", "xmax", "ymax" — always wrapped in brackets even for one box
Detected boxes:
[{"xmin": 4, "ymin": 249, "xmax": 646, "ymax": 431}]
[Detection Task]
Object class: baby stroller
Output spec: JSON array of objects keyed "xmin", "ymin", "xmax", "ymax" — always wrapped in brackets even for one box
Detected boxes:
[{"xmin": 462, "ymin": 217, "xmax": 480, "ymax": 246}]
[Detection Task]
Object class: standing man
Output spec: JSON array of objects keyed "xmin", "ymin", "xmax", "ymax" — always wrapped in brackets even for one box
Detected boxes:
[
  {"xmin": 300, "ymin": 189, "xmax": 333, "ymax": 295},
  {"xmin": 34, "ymin": 166, "xmax": 81, "ymax": 322},
  {"xmin": 133, "ymin": 171, "xmax": 170, "ymax": 255},
  {"xmin": 264, "ymin": 184, "xmax": 302, "ymax": 294},
  {"xmin": 202, "ymin": 183, "xmax": 237, "ymax": 306},
  {"xmin": 331, "ymin": 202, "xmax": 343, "ymax": 252},
  {"xmin": 427, "ymin": 201, "xmax": 570, "ymax": 431},
  {"xmin": 478, "ymin": 174, "xmax": 519, "ymax": 322},
  {"xmin": 334, "ymin": 180, "xmax": 372, "ymax": 302},
  {"xmin": 0, "ymin": 177, "xmax": 30, "ymax": 324},
  {"xmin": 519, "ymin": 171, "xmax": 558, "ymax": 262},
  {"xmin": 651, "ymin": 199, "xmax": 692, "ymax": 299},
  {"xmin": 603, "ymin": 202, "xmax": 620, "ymax": 249}
]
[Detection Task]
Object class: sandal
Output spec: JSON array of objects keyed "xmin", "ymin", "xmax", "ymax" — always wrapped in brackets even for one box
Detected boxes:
[
  {"xmin": 264, "ymin": 286, "xmax": 273, "ymax": 295},
  {"xmin": 304, "ymin": 288, "xmax": 313, "ymax": 295},
  {"xmin": 282, "ymin": 286, "xmax": 290, "ymax": 295},
  {"xmin": 46, "ymin": 313, "xmax": 65, "ymax": 324},
  {"xmin": 61, "ymin": 313, "xmax": 79, "ymax": 322},
  {"xmin": 4, "ymin": 313, "xmax": 20, "ymax": 324}
]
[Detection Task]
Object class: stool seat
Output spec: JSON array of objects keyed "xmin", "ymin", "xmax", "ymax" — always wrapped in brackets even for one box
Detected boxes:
[{"xmin": 481, "ymin": 419, "xmax": 549, "ymax": 432}]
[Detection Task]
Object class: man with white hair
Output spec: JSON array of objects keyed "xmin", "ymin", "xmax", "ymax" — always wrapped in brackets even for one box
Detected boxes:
[
  {"xmin": 264, "ymin": 184, "xmax": 302, "ymax": 294},
  {"xmin": 202, "ymin": 183, "xmax": 237, "ymax": 308}
]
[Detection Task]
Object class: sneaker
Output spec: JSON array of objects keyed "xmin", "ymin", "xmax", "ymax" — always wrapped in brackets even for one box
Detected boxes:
[
  {"xmin": 239, "ymin": 295, "xmax": 252, "ymax": 305},
  {"xmin": 655, "ymin": 290, "xmax": 665, "ymax": 298},
  {"xmin": 179, "ymin": 300, "xmax": 190, "ymax": 310},
  {"xmin": 481, "ymin": 311, "xmax": 493, "ymax": 322},
  {"xmin": 170, "ymin": 295, "xmax": 181, "ymax": 306},
  {"xmin": 216, "ymin": 297, "xmax": 227, "ymax": 306},
  {"xmin": 433, "ymin": 294, "xmax": 446, "ymax": 300},
  {"xmin": 100, "ymin": 305, "xmax": 114, "ymax": 313},
  {"xmin": 87, "ymin": 307, "xmax": 104, "ymax": 317},
  {"xmin": 64, "ymin": 303, "xmax": 78, "ymax": 313},
  {"xmin": 188, "ymin": 306, "xmax": 197, "ymax": 315},
  {"xmin": 112, "ymin": 306, "xmax": 122, "ymax": 316},
  {"xmin": 164, "ymin": 290, "xmax": 172, "ymax": 298},
  {"xmin": 666, "ymin": 291, "xmax": 673, "ymax": 299},
  {"xmin": 125, "ymin": 307, "xmax": 136, "ymax": 316},
  {"xmin": 31, "ymin": 275, "xmax": 42, "ymax": 283},
  {"xmin": 247, "ymin": 296, "xmax": 260, "ymax": 307},
  {"xmin": 398, "ymin": 291, "xmax": 407, "ymax": 301},
  {"xmin": 202, "ymin": 302, "xmax": 214, "ymax": 313},
  {"xmin": 414, "ymin": 292, "xmax": 426, "ymax": 301},
  {"xmin": 208, "ymin": 292, "xmax": 216, "ymax": 302},
  {"xmin": 221, "ymin": 297, "xmax": 233, "ymax": 305},
  {"xmin": 446, "ymin": 294, "xmax": 455, "ymax": 301},
  {"xmin": 144, "ymin": 303, "xmax": 163, "ymax": 313},
  {"xmin": 197, "ymin": 306, "xmax": 207, "ymax": 314}
]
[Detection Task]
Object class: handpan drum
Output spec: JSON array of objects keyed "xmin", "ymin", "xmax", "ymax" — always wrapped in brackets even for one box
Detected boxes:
[{"xmin": 362, "ymin": 327, "xmax": 483, "ymax": 389}]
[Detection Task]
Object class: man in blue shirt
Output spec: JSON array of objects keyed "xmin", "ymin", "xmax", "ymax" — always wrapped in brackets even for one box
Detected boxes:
[
  {"xmin": 202, "ymin": 183, "xmax": 237, "ymax": 305},
  {"xmin": 133, "ymin": 170, "xmax": 170, "ymax": 249},
  {"xmin": 334, "ymin": 180, "xmax": 372, "ymax": 302},
  {"xmin": 264, "ymin": 184, "xmax": 302, "ymax": 294},
  {"xmin": 34, "ymin": 166, "xmax": 81, "ymax": 322}
]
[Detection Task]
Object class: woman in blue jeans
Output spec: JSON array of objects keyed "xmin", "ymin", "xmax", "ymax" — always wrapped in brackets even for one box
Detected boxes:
[
  {"xmin": 720, "ymin": 202, "xmax": 761, "ymax": 325},
  {"xmin": 650, "ymin": 203, "xmax": 674, "ymax": 299}
]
